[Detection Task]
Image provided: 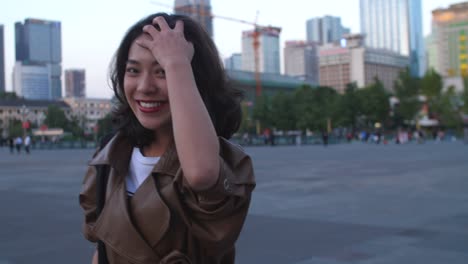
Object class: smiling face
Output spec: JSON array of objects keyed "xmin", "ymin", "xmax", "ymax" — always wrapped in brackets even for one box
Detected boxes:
[{"xmin": 124, "ymin": 35, "xmax": 172, "ymax": 132}]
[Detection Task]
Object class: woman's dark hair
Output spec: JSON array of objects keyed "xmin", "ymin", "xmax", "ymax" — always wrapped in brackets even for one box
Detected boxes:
[{"xmin": 110, "ymin": 13, "xmax": 243, "ymax": 147}]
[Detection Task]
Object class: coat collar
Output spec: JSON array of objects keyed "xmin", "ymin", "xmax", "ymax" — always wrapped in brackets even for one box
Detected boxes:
[
  {"xmin": 89, "ymin": 132, "xmax": 180, "ymax": 177},
  {"xmin": 93, "ymin": 176, "xmax": 161, "ymax": 263}
]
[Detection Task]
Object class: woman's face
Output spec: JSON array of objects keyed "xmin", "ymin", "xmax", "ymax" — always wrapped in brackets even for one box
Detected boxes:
[{"xmin": 124, "ymin": 35, "xmax": 172, "ymax": 131}]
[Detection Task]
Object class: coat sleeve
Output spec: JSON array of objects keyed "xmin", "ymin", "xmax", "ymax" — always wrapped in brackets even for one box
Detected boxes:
[
  {"xmin": 79, "ymin": 165, "xmax": 99, "ymax": 243},
  {"xmin": 175, "ymin": 137, "xmax": 256, "ymax": 253}
]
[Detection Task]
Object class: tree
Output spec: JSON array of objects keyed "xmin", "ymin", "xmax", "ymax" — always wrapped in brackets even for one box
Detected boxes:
[
  {"xmin": 421, "ymin": 68, "xmax": 443, "ymax": 99},
  {"xmin": 68, "ymin": 116, "xmax": 85, "ymax": 138},
  {"xmin": 0, "ymin": 92, "xmax": 18, "ymax": 99},
  {"xmin": 463, "ymin": 78, "xmax": 468, "ymax": 114},
  {"xmin": 8, "ymin": 119, "xmax": 23, "ymax": 138},
  {"xmin": 252, "ymin": 94, "xmax": 273, "ymax": 132},
  {"xmin": 313, "ymin": 86, "xmax": 340, "ymax": 131},
  {"xmin": 270, "ymin": 91, "xmax": 296, "ymax": 130},
  {"xmin": 393, "ymin": 68, "xmax": 421, "ymax": 126},
  {"xmin": 433, "ymin": 86, "xmax": 462, "ymax": 129},
  {"xmin": 97, "ymin": 114, "xmax": 114, "ymax": 138},
  {"xmin": 293, "ymin": 85, "xmax": 339, "ymax": 131},
  {"xmin": 359, "ymin": 78, "xmax": 390, "ymax": 127},
  {"xmin": 44, "ymin": 105, "xmax": 69, "ymax": 129},
  {"xmin": 293, "ymin": 85, "xmax": 318, "ymax": 131},
  {"xmin": 339, "ymin": 82, "xmax": 361, "ymax": 130}
]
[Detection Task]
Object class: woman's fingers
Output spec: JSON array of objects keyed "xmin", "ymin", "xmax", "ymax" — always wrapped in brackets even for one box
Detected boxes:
[
  {"xmin": 152, "ymin": 16, "xmax": 170, "ymax": 31},
  {"xmin": 142, "ymin": 25, "xmax": 159, "ymax": 39},
  {"xmin": 134, "ymin": 34, "xmax": 152, "ymax": 48},
  {"xmin": 174, "ymin": 20, "xmax": 184, "ymax": 33}
]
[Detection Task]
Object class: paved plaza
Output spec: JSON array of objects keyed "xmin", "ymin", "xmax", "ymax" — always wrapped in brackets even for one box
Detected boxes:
[{"xmin": 0, "ymin": 142, "xmax": 467, "ymax": 264}]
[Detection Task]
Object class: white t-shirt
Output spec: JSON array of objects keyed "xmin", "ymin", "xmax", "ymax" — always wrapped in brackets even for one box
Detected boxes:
[{"xmin": 125, "ymin": 148, "xmax": 160, "ymax": 196}]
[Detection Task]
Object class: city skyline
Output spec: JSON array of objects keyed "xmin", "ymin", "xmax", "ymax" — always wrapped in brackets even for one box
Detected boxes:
[
  {"xmin": 14, "ymin": 18, "xmax": 62, "ymax": 100},
  {"xmin": 0, "ymin": 0, "xmax": 461, "ymax": 98}
]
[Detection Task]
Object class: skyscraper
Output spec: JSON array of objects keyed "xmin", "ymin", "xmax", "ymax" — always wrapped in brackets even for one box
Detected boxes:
[
  {"xmin": 13, "ymin": 62, "xmax": 51, "ymax": 99},
  {"xmin": 0, "ymin": 25, "xmax": 5, "ymax": 92},
  {"xmin": 65, "ymin": 69, "xmax": 86, "ymax": 98},
  {"xmin": 14, "ymin": 18, "xmax": 62, "ymax": 99},
  {"xmin": 431, "ymin": 2, "xmax": 468, "ymax": 77},
  {"xmin": 306, "ymin": 16, "xmax": 350, "ymax": 45},
  {"xmin": 174, "ymin": 0, "xmax": 213, "ymax": 37},
  {"xmin": 360, "ymin": 0, "xmax": 425, "ymax": 77},
  {"xmin": 224, "ymin": 53, "xmax": 242, "ymax": 70},
  {"xmin": 242, "ymin": 27, "xmax": 281, "ymax": 74},
  {"xmin": 284, "ymin": 41, "xmax": 319, "ymax": 85}
]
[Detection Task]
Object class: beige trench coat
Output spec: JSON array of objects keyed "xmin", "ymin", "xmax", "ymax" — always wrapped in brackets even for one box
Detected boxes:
[{"xmin": 79, "ymin": 133, "xmax": 255, "ymax": 264}]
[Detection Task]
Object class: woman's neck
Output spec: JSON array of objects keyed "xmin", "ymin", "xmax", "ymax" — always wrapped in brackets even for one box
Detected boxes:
[{"xmin": 142, "ymin": 127, "xmax": 173, "ymax": 157}]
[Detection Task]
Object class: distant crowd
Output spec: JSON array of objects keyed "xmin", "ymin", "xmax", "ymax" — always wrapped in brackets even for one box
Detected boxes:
[{"xmin": 4, "ymin": 135, "xmax": 32, "ymax": 154}]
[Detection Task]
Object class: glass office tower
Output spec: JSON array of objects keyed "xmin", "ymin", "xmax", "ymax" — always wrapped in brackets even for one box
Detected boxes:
[
  {"xmin": 360, "ymin": 0, "xmax": 425, "ymax": 77},
  {"xmin": 15, "ymin": 18, "xmax": 62, "ymax": 99}
]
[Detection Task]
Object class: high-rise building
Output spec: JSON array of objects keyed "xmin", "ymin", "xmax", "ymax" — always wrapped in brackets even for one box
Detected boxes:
[
  {"xmin": 14, "ymin": 18, "xmax": 62, "ymax": 99},
  {"xmin": 425, "ymin": 34, "xmax": 438, "ymax": 72},
  {"xmin": 13, "ymin": 62, "xmax": 51, "ymax": 99},
  {"xmin": 65, "ymin": 69, "xmax": 86, "ymax": 98},
  {"xmin": 319, "ymin": 34, "xmax": 409, "ymax": 93},
  {"xmin": 0, "ymin": 25, "xmax": 5, "ymax": 92},
  {"xmin": 224, "ymin": 53, "xmax": 242, "ymax": 70},
  {"xmin": 432, "ymin": 2, "xmax": 468, "ymax": 77},
  {"xmin": 284, "ymin": 41, "xmax": 319, "ymax": 85},
  {"xmin": 360, "ymin": 0, "xmax": 425, "ymax": 77},
  {"xmin": 174, "ymin": 0, "xmax": 213, "ymax": 37},
  {"xmin": 242, "ymin": 27, "xmax": 281, "ymax": 74},
  {"xmin": 306, "ymin": 16, "xmax": 350, "ymax": 45}
]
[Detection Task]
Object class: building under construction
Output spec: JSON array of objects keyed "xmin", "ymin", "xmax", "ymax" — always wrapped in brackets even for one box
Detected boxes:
[{"xmin": 174, "ymin": 0, "xmax": 213, "ymax": 37}]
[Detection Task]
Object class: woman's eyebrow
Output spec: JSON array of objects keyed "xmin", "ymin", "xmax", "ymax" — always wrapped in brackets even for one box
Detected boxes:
[{"xmin": 126, "ymin": 59, "xmax": 160, "ymax": 66}]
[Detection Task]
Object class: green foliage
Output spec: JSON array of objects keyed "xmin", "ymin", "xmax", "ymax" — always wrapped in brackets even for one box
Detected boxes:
[
  {"xmin": 293, "ymin": 85, "xmax": 318, "ymax": 130},
  {"xmin": 0, "ymin": 92, "xmax": 18, "ymax": 99},
  {"xmin": 421, "ymin": 68, "xmax": 443, "ymax": 99},
  {"xmin": 393, "ymin": 68, "xmax": 421, "ymax": 126},
  {"xmin": 68, "ymin": 115, "xmax": 85, "ymax": 138},
  {"xmin": 244, "ymin": 69, "xmax": 463, "ymax": 133},
  {"xmin": 97, "ymin": 114, "xmax": 114, "ymax": 138},
  {"xmin": 252, "ymin": 94, "xmax": 272, "ymax": 129},
  {"xmin": 8, "ymin": 119, "xmax": 23, "ymax": 138},
  {"xmin": 44, "ymin": 105, "xmax": 69, "ymax": 129},
  {"xmin": 463, "ymin": 78, "xmax": 468, "ymax": 114},
  {"xmin": 359, "ymin": 78, "xmax": 390, "ymax": 127},
  {"xmin": 338, "ymin": 82, "xmax": 361, "ymax": 130},
  {"xmin": 270, "ymin": 92, "xmax": 296, "ymax": 130},
  {"xmin": 433, "ymin": 87, "xmax": 462, "ymax": 129}
]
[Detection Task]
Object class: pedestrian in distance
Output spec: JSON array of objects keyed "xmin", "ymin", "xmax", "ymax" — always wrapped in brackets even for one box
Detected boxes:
[
  {"xmin": 79, "ymin": 13, "xmax": 256, "ymax": 264},
  {"xmin": 322, "ymin": 130, "xmax": 329, "ymax": 147},
  {"xmin": 14, "ymin": 136, "xmax": 22, "ymax": 154},
  {"xmin": 8, "ymin": 137, "xmax": 14, "ymax": 154},
  {"xmin": 24, "ymin": 135, "xmax": 31, "ymax": 154}
]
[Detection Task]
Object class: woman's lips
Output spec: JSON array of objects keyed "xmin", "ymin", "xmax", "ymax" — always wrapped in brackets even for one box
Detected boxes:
[{"xmin": 137, "ymin": 100, "xmax": 168, "ymax": 113}]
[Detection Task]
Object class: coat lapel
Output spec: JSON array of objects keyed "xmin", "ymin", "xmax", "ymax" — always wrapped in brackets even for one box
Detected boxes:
[
  {"xmin": 129, "ymin": 174, "xmax": 171, "ymax": 248},
  {"xmin": 93, "ymin": 177, "xmax": 160, "ymax": 264},
  {"xmin": 91, "ymin": 133, "xmax": 182, "ymax": 263}
]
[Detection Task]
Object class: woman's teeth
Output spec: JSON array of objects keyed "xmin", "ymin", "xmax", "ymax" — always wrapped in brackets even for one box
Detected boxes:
[{"xmin": 140, "ymin": 101, "xmax": 161, "ymax": 108}]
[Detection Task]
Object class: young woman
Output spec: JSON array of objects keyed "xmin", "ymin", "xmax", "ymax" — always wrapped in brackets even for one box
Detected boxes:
[{"xmin": 79, "ymin": 13, "xmax": 255, "ymax": 264}]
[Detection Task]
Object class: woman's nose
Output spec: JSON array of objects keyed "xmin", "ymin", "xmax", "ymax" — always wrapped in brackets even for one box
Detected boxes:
[{"xmin": 137, "ymin": 72, "xmax": 158, "ymax": 93}]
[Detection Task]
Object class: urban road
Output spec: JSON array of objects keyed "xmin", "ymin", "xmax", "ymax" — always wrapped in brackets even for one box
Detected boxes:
[{"xmin": 0, "ymin": 142, "xmax": 467, "ymax": 264}]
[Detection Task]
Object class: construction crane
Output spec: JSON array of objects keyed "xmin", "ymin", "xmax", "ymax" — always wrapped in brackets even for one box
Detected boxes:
[{"xmin": 149, "ymin": 0, "xmax": 281, "ymax": 97}]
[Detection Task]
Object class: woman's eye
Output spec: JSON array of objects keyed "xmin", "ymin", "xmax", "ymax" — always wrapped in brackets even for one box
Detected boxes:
[
  {"xmin": 155, "ymin": 69, "xmax": 166, "ymax": 77},
  {"xmin": 126, "ymin": 67, "xmax": 138, "ymax": 74}
]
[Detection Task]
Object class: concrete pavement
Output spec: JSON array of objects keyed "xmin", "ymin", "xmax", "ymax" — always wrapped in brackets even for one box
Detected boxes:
[{"xmin": 0, "ymin": 142, "xmax": 467, "ymax": 263}]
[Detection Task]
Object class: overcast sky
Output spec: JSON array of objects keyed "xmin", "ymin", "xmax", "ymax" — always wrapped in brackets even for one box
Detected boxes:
[{"xmin": 0, "ymin": 0, "xmax": 461, "ymax": 98}]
